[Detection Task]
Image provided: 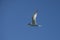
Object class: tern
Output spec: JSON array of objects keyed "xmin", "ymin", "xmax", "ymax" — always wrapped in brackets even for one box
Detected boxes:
[{"xmin": 28, "ymin": 10, "xmax": 41, "ymax": 27}]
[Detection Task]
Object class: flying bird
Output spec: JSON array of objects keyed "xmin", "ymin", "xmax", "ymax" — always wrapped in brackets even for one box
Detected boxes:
[{"xmin": 28, "ymin": 10, "xmax": 41, "ymax": 27}]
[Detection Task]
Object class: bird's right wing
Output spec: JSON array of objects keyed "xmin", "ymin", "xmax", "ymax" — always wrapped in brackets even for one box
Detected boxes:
[{"xmin": 32, "ymin": 11, "xmax": 38, "ymax": 25}]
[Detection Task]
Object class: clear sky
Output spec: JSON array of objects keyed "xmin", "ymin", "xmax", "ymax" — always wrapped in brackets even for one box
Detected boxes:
[{"xmin": 0, "ymin": 0, "xmax": 60, "ymax": 40}]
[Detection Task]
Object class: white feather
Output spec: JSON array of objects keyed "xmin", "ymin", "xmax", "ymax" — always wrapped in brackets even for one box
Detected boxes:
[{"xmin": 33, "ymin": 13, "xmax": 37, "ymax": 20}]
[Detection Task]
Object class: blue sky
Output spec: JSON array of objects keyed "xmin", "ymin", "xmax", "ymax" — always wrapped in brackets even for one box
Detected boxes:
[{"xmin": 0, "ymin": 0, "xmax": 60, "ymax": 40}]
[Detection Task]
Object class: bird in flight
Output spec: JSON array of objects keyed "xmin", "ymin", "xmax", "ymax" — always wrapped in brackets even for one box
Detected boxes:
[{"xmin": 28, "ymin": 10, "xmax": 41, "ymax": 27}]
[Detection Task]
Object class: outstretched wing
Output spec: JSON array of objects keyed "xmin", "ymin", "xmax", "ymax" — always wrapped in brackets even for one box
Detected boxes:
[{"xmin": 32, "ymin": 11, "xmax": 37, "ymax": 25}]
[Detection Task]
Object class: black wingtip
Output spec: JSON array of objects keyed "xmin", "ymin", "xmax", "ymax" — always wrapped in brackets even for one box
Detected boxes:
[{"xmin": 34, "ymin": 9, "xmax": 38, "ymax": 13}]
